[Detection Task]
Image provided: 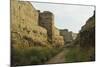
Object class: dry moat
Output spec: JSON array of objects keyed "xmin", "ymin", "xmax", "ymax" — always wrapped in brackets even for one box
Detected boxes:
[{"xmin": 11, "ymin": 0, "xmax": 95, "ymax": 66}]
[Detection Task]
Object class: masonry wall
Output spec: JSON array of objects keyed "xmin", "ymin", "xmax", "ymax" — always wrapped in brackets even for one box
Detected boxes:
[
  {"xmin": 11, "ymin": 0, "xmax": 48, "ymax": 47},
  {"xmin": 11, "ymin": 0, "xmax": 64, "ymax": 47},
  {"xmin": 60, "ymin": 29, "xmax": 73, "ymax": 45},
  {"xmin": 39, "ymin": 11, "xmax": 54, "ymax": 43},
  {"xmin": 38, "ymin": 11, "xmax": 64, "ymax": 46},
  {"xmin": 79, "ymin": 11, "xmax": 95, "ymax": 48}
]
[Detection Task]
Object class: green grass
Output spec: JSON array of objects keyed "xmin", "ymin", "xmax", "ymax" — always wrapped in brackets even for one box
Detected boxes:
[
  {"xmin": 12, "ymin": 46, "xmax": 62, "ymax": 66},
  {"xmin": 65, "ymin": 46, "xmax": 95, "ymax": 63},
  {"xmin": 65, "ymin": 47, "xmax": 80, "ymax": 63}
]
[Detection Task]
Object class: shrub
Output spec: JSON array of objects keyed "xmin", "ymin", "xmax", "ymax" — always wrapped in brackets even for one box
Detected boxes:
[{"xmin": 12, "ymin": 46, "xmax": 62, "ymax": 66}]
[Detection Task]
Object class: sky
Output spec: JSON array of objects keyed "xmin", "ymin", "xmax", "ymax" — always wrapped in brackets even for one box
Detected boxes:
[{"xmin": 31, "ymin": 2, "xmax": 95, "ymax": 33}]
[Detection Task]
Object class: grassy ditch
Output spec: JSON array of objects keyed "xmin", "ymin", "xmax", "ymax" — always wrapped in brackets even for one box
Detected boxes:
[
  {"xmin": 65, "ymin": 46, "xmax": 95, "ymax": 63},
  {"xmin": 11, "ymin": 46, "xmax": 62, "ymax": 66}
]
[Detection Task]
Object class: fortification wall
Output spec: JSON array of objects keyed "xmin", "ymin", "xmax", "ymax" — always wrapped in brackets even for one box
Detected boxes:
[
  {"xmin": 11, "ymin": 0, "xmax": 48, "ymax": 47},
  {"xmin": 11, "ymin": 0, "xmax": 64, "ymax": 47},
  {"xmin": 38, "ymin": 11, "xmax": 64, "ymax": 46},
  {"xmin": 39, "ymin": 11, "xmax": 54, "ymax": 43},
  {"xmin": 60, "ymin": 29, "xmax": 73, "ymax": 45}
]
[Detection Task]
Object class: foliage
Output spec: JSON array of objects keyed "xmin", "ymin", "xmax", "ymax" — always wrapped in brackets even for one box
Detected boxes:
[
  {"xmin": 65, "ymin": 47, "xmax": 95, "ymax": 63},
  {"xmin": 12, "ymin": 46, "xmax": 62, "ymax": 66}
]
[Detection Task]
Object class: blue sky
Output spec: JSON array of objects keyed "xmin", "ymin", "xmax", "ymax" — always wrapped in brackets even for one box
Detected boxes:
[{"xmin": 31, "ymin": 2, "xmax": 95, "ymax": 33}]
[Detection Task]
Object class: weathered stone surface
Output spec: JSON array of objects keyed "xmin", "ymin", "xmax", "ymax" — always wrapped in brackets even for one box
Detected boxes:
[
  {"xmin": 60, "ymin": 29, "xmax": 73, "ymax": 45},
  {"xmin": 39, "ymin": 11, "xmax": 54, "ymax": 43},
  {"xmin": 11, "ymin": 0, "xmax": 48, "ymax": 47},
  {"xmin": 79, "ymin": 11, "xmax": 95, "ymax": 48},
  {"xmin": 73, "ymin": 11, "xmax": 95, "ymax": 48},
  {"xmin": 38, "ymin": 11, "xmax": 64, "ymax": 46},
  {"xmin": 53, "ymin": 36, "xmax": 64, "ymax": 47},
  {"xmin": 11, "ymin": 0, "xmax": 64, "ymax": 48},
  {"xmin": 54, "ymin": 27, "xmax": 60, "ymax": 36},
  {"xmin": 73, "ymin": 11, "xmax": 95, "ymax": 61}
]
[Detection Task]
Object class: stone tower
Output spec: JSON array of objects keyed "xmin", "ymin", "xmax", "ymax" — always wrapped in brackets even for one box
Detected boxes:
[
  {"xmin": 60, "ymin": 29, "xmax": 73, "ymax": 45},
  {"xmin": 39, "ymin": 11, "xmax": 54, "ymax": 43}
]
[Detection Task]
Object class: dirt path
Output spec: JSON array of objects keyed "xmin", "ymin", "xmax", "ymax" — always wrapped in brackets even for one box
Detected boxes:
[{"xmin": 45, "ymin": 49, "xmax": 68, "ymax": 64}]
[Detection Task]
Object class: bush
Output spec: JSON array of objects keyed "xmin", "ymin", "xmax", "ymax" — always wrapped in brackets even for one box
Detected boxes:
[{"xmin": 12, "ymin": 46, "xmax": 61, "ymax": 66}]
